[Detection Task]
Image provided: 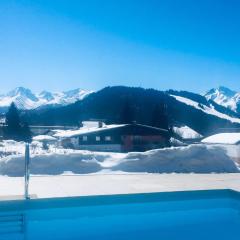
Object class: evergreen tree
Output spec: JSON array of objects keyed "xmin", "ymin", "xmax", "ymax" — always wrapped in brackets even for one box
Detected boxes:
[
  {"xmin": 4, "ymin": 103, "xmax": 32, "ymax": 142},
  {"xmin": 151, "ymin": 104, "xmax": 160, "ymax": 127},
  {"xmin": 151, "ymin": 102, "xmax": 169, "ymax": 130},
  {"xmin": 120, "ymin": 98, "xmax": 135, "ymax": 124},
  {"xmin": 236, "ymin": 103, "xmax": 240, "ymax": 114},
  {"xmin": 21, "ymin": 122, "xmax": 32, "ymax": 143},
  {"xmin": 4, "ymin": 103, "xmax": 21, "ymax": 140}
]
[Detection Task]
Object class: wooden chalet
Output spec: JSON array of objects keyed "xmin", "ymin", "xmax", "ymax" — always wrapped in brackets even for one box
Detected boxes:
[{"xmin": 59, "ymin": 123, "xmax": 170, "ymax": 152}]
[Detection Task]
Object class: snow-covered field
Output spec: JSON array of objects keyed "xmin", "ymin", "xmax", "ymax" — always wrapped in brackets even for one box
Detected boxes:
[
  {"xmin": 0, "ymin": 140, "xmax": 239, "ymax": 177},
  {"xmin": 0, "ymin": 140, "xmax": 239, "ymax": 199}
]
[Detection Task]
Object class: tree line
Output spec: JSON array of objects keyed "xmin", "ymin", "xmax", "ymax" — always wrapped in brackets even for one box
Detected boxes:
[
  {"xmin": 3, "ymin": 103, "xmax": 32, "ymax": 142},
  {"xmin": 22, "ymin": 87, "xmax": 171, "ymax": 130},
  {"xmin": 2, "ymin": 96, "xmax": 169, "ymax": 143},
  {"xmin": 120, "ymin": 97, "xmax": 169, "ymax": 129}
]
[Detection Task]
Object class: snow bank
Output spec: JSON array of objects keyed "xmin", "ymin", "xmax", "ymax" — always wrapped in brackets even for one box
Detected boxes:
[
  {"xmin": 173, "ymin": 126, "xmax": 202, "ymax": 139},
  {"xmin": 0, "ymin": 140, "xmax": 26, "ymax": 158},
  {"xmin": 202, "ymin": 133, "xmax": 240, "ymax": 145},
  {"xmin": 0, "ymin": 140, "xmax": 45, "ymax": 158},
  {"xmin": 112, "ymin": 145, "xmax": 239, "ymax": 173},
  {"xmin": 0, "ymin": 144, "xmax": 238, "ymax": 176}
]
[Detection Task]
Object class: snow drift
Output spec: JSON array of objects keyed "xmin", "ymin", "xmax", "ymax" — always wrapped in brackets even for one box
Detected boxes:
[
  {"xmin": 112, "ymin": 145, "xmax": 239, "ymax": 173},
  {"xmin": 0, "ymin": 144, "xmax": 238, "ymax": 176}
]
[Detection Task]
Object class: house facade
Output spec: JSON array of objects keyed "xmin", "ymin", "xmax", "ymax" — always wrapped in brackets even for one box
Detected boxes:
[{"xmin": 60, "ymin": 123, "xmax": 170, "ymax": 152}]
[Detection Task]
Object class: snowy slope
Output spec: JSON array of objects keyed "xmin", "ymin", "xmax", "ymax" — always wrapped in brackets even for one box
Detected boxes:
[
  {"xmin": 0, "ymin": 87, "xmax": 93, "ymax": 110},
  {"xmin": 173, "ymin": 125, "xmax": 203, "ymax": 139},
  {"xmin": 205, "ymin": 86, "xmax": 240, "ymax": 113},
  {"xmin": 171, "ymin": 94, "xmax": 240, "ymax": 124}
]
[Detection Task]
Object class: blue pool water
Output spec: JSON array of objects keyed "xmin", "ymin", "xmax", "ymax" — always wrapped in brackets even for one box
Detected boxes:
[{"xmin": 0, "ymin": 190, "xmax": 239, "ymax": 240}]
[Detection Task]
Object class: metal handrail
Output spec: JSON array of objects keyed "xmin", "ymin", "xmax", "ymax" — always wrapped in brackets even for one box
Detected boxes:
[{"xmin": 24, "ymin": 144, "xmax": 30, "ymax": 200}]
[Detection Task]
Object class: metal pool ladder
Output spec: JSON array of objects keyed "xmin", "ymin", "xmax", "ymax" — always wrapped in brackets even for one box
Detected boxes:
[
  {"xmin": 24, "ymin": 143, "xmax": 30, "ymax": 200},
  {"xmin": 0, "ymin": 214, "xmax": 25, "ymax": 235}
]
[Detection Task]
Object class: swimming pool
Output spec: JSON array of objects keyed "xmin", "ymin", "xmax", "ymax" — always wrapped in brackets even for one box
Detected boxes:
[{"xmin": 0, "ymin": 189, "xmax": 239, "ymax": 240}]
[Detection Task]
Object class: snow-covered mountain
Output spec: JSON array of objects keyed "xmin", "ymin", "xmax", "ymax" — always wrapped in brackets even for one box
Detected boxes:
[
  {"xmin": 25, "ymin": 87, "xmax": 240, "ymax": 136},
  {"xmin": 170, "ymin": 93, "xmax": 240, "ymax": 124},
  {"xmin": 205, "ymin": 86, "xmax": 240, "ymax": 113},
  {"xmin": 0, "ymin": 87, "xmax": 93, "ymax": 111}
]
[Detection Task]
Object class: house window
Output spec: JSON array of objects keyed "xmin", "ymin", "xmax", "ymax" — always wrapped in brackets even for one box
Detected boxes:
[
  {"xmin": 105, "ymin": 136, "xmax": 111, "ymax": 141},
  {"xmin": 96, "ymin": 136, "xmax": 101, "ymax": 141},
  {"xmin": 82, "ymin": 136, "xmax": 88, "ymax": 141},
  {"xmin": 133, "ymin": 135, "xmax": 141, "ymax": 140}
]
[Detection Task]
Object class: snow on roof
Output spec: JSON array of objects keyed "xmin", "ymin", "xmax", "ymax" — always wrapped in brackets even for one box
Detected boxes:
[
  {"xmin": 173, "ymin": 126, "xmax": 203, "ymax": 139},
  {"xmin": 32, "ymin": 135, "xmax": 57, "ymax": 141},
  {"xmin": 82, "ymin": 121, "xmax": 105, "ymax": 128},
  {"xmin": 202, "ymin": 133, "xmax": 240, "ymax": 145},
  {"xmin": 54, "ymin": 124, "xmax": 127, "ymax": 138}
]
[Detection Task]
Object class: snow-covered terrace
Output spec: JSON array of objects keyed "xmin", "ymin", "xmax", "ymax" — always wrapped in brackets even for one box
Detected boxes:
[
  {"xmin": 1, "ymin": 173, "xmax": 240, "ymax": 200},
  {"xmin": 0, "ymin": 138, "xmax": 239, "ymax": 201}
]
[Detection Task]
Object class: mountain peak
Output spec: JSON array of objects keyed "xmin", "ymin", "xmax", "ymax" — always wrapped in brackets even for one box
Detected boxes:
[
  {"xmin": 0, "ymin": 87, "xmax": 93, "ymax": 112},
  {"xmin": 8, "ymin": 87, "xmax": 30, "ymax": 96},
  {"xmin": 205, "ymin": 86, "xmax": 239, "ymax": 113},
  {"xmin": 206, "ymin": 86, "xmax": 236, "ymax": 98},
  {"xmin": 217, "ymin": 86, "xmax": 236, "ymax": 96},
  {"xmin": 7, "ymin": 87, "xmax": 38, "ymax": 102}
]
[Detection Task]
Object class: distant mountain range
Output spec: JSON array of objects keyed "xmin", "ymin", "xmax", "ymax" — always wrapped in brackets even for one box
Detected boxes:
[
  {"xmin": 205, "ymin": 86, "xmax": 240, "ymax": 113},
  {"xmin": 21, "ymin": 86, "xmax": 240, "ymax": 136},
  {"xmin": 1, "ymin": 86, "xmax": 239, "ymax": 114},
  {"xmin": 0, "ymin": 87, "xmax": 93, "ymax": 112},
  {"xmin": 1, "ymin": 86, "xmax": 240, "ymax": 136}
]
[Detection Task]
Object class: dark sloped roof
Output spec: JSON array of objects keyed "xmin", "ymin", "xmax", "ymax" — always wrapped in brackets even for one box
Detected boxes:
[{"xmin": 72, "ymin": 123, "xmax": 169, "ymax": 137}]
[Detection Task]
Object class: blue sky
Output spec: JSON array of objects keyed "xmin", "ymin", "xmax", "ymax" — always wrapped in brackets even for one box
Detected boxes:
[{"xmin": 0, "ymin": 0, "xmax": 240, "ymax": 93}]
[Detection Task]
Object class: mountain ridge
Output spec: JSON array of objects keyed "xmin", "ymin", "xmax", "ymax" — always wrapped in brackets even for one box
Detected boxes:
[
  {"xmin": 205, "ymin": 86, "xmax": 240, "ymax": 113},
  {"xmin": 22, "ymin": 86, "xmax": 240, "ymax": 136},
  {"xmin": 0, "ymin": 87, "xmax": 93, "ymax": 112},
  {"xmin": 1, "ymin": 86, "xmax": 240, "ymax": 136}
]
